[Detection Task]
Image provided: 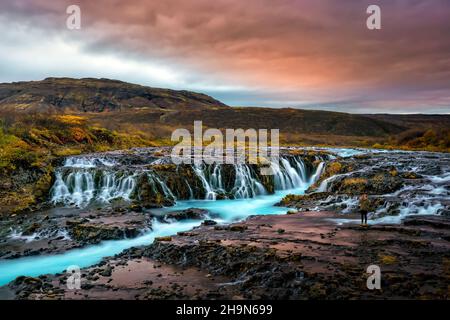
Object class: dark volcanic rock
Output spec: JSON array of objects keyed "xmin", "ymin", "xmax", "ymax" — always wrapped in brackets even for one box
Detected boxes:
[
  {"xmin": 3, "ymin": 212, "xmax": 450, "ymax": 300},
  {"xmin": 202, "ymin": 220, "xmax": 217, "ymax": 226},
  {"xmin": 0, "ymin": 207, "xmax": 152, "ymax": 258},
  {"xmin": 65, "ymin": 209, "xmax": 151, "ymax": 244},
  {"xmin": 67, "ymin": 221, "xmax": 138, "ymax": 243},
  {"xmin": 140, "ymin": 212, "xmax": 450, "ymax": 299},
  {"xmin": 164, "ymin": 208, "xmax": 209, "ymax": 221}
]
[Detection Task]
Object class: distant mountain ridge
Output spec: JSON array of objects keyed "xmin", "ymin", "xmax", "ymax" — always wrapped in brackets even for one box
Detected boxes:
[{"xmin": 0, "ymin": 77, "xmax": 228, "ymax": 112}]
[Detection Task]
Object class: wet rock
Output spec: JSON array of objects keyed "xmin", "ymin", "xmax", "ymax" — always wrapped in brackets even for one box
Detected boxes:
[
  {"xmin": 161, "ymin": 165, "xmax": 208, "ymax": 200},
  {"xmin": 403, "ymin": 216, "xmax": 450, "ymax": 229},
  {"xmin": 67, "ymin": 221, "xmax": 139, "ymax": 244},
  {"xmin": 308, "ymin": 160, "xmax": 356, "ymax": 192},
  {"xmin": 135, "ymin": 174, "xmax": 175, "ymax": 208},
  {"xmin": 164, "ymin": 208, "xmax": 209, "ymax": 221},
  {"xmin": 202, "ymin": 220, "xmax": 217, "ymax": 226},
  {"xmin": 140, "ymin": 212, "xmax": 450, "ymax": 300},
  {"xmin": 12, "ymin": 276, "xmax": 43, "ymax": 291},
  {"xmin": 155, "ymin": 236, "xmax": 172, "ymax": 242},
  {"xmin": 22, "ymin": 222, "xmax": 41, "ymax": 236},
  {"xmin": 401, "ymin": 172, "xmax": 422, "ymax": 179},
  {"xmin": 8, "ymin": 276, "xmax": 45, "ymax": 299},
  {"xmin": 177, "ymin": 231, "xmax": 198, "ymax": 236},
  {"xmin": 277, "ymin": 192, "xmax": 331, "ymax": 208}
]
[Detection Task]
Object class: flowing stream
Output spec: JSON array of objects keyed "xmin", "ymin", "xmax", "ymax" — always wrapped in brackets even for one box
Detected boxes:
[
  {"xmin": 1, "ymin": 147, "xmax": 448, "ymax": 286},
  {"xmin": 0, "ymin": 151, "xmax": 324, "ymax": 286}
]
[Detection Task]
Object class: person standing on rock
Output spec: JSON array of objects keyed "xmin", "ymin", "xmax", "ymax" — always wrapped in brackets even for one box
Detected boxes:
[{"xmin": 359, "ymin": 193, "xmax": 370, "ymax": 226}]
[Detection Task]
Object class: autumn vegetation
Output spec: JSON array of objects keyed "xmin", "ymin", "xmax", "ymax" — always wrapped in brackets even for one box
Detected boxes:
[
  {"xmin": 0, "ymin": 112, "xmax": 155, "ymax": 172},
  {"xmin": 0, "ymin": 111, "xmax": 157, "ymax": 213}
]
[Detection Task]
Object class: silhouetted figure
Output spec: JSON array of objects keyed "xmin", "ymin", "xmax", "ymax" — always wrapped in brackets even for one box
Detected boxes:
[{"xmin": 359, "ymin": 193, "xmax": 370, "ymax": 226}]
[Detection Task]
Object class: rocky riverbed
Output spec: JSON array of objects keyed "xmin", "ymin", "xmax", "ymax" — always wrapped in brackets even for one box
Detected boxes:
[
  {"xmin": 0, "ymin": 205, "xmax": 153, "ymax": 259},
  {"xmin": 0, "ymin": 147, "xmax": 449, "ymax": 299},
  {"xmin": 1, "ymin": 212, "xmax": 449, "ymax": 300}
]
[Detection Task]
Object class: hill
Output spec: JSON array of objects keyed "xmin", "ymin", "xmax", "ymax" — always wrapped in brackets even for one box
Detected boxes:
[
  {"xmin": 0, "ymin": 77, "xmax": 449, "ymax": 149},
  {"xmin": 161, "ymin": 107, "xmax": 406, "ymax": 137},
  {"xmin": 0, "ymin": 78, "xmax": 227, "ymax": 113}
]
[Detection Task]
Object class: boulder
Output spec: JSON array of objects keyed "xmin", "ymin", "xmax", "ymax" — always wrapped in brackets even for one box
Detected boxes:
[
  {"xmin": 66, "ymin": 220, "xmax": 139, "ymax": 244},
  {"xmin": 329, "ymin": 171, "xmax": 403, "ymax": 195}
]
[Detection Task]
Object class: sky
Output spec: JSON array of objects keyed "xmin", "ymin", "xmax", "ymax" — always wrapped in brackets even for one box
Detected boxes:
[{"xmin": 0, "ymin": 0, "xmax": 449, "ymax": 113}]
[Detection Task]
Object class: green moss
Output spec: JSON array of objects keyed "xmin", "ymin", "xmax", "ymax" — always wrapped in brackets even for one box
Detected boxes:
[{"xmin": 33, "ymin": 166, "xmax": 54, "ymax": 200}]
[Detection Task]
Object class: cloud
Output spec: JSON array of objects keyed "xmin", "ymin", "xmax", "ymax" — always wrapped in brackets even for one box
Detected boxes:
[{"xmin": 0, "ymin": 0, "xmax": 449, "ymax": 113}]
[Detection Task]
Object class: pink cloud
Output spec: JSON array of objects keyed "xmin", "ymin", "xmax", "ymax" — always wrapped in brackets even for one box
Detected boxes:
[{"xmin": 1, "ymin": 0, "xmax": 449, "ymax": 112}]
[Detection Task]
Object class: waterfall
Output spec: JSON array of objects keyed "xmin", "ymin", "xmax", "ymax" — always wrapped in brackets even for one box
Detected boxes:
[
  {"xmin": 310, "ymin": 162, "xmax": 324, "ymax": 184},
  {"xmin": 51, "ymin": 169, "xmax": 137, "ymax": 207},
  {"xmin": 270, "ymin": 157, "xmax": 314, "ymax": 190},
  {"xmin": 51, "ymin": 170, "xmax": 96, "ymax": 207},
  {"xmin": 50, "ymin": 154, "xmax": 323, "ymax": 207},
  {"xmin": 193, "ymin": 163, "xmax": 220, "ymax": 200},
  {"xmin": 97, "ymin": 172, "xmax": 137, "ymax": 202},
  {"xmin": 280, "ymin": 158, "xmax": 303, "ymax": 188},
  {"xmin": 232, "ymin": 164, "xmax": 267, "ymax": 199},
  {"xmin": 147, "ymin": 171, "xmax": 176, "ymax": 200}
]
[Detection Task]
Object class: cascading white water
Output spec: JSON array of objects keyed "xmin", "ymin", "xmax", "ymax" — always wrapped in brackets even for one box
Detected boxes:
[
  {"xmin": 51, "ymin": 170, "xmax": 96, "ymax": 207},
  {"xmin": 97, "ymin": 172, "xmax": 137, "ymax": 202},
  {"xmin": 51, "ymin": 155, "xmax": 319, "ymax": 206},
  {"xmin": 271, "ymin": 162, "xmax": 289, "ymax": 190},
  {"xmin": 193, "ymin": 163, "xmax": 219, "ymax": 200},
  {"xmin": 211, "ymin": 164, "xmax": 224, "ymax": 192},
  {"xmin": 4, "ymin": 148, "xmax": 448, "ymax": 288},
  {"xmin": 232, "ymin": 164, "xmax": 266, "ymax": 199},
  {"xmin": 309, "ymin": 162, "xmax": 324, "ymax": 184},
  {"xmin": 64, "ymin": 157, "xmax": 116, "ymax": 168},
  {"xmin": 51, "ymin": 169, "xmax": 137, "ymax": 207},
  {"xmin": 270, "ymin": 157, "xmax": 315, "ymax": 190},
  {"xmin": 280, "ymin": 158, "xmax": 303, "ymax": 188},
  {"xmin": 190, "ymin": 157, "xmax": 316, "ymax": 200},
  {"xmin": 148, "ymin": 172, "xmax": 176, "ymax": 200}
]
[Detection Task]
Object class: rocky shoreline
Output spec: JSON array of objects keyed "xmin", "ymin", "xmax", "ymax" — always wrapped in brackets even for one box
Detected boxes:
[{"xmin": 1, "ymin": 211, "xmax": 449, "ymax": 300}]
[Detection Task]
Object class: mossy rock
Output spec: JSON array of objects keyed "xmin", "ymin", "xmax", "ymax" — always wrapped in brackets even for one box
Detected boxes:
[{"xmin": 33, "ymin": 166, "xmax": 55, "ymax": 201}]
